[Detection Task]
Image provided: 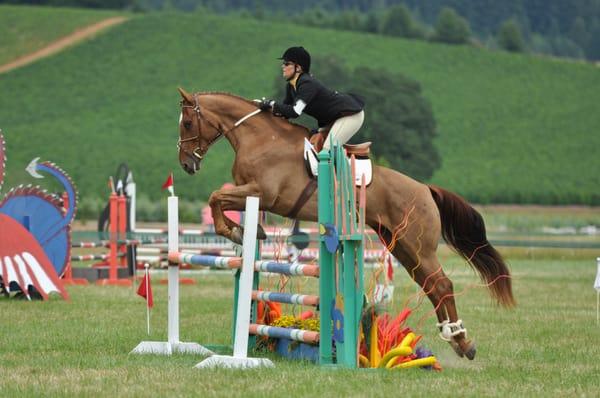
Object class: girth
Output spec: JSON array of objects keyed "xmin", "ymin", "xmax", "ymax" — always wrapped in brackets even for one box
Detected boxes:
[{"xmin": 286, "ymin": 179, "xmax": 318, "ymax": 219}]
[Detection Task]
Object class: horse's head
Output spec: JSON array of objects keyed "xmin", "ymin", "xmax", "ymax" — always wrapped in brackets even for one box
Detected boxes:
[{"xmin": 177, "ymin": 88, "xmax": 223, "ymax": 175}]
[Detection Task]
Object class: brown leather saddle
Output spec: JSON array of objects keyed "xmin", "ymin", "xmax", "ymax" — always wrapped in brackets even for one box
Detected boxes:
[
  {"xmin": 289, "ymin": 140, "xmax": 372, "ymax": 219},
  {"xmin": 343, "ymin": 142, "xmax": 371, "ymax": 158}
]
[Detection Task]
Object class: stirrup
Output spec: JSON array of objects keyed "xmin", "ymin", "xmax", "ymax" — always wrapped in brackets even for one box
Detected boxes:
[{"xmin": 437, "ymin": 319, "xmax": 467, "ymax": 342}]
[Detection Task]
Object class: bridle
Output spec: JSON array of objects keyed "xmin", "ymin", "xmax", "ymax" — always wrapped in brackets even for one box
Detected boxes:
[{"xmin": 178, "ymin": 93, "xmax": 261, "ymax": 161}]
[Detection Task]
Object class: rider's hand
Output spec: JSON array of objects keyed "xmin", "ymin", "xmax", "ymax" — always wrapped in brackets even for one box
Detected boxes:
[{"xmin": 257, "ymin": 98, "xmax": 274, "ymax": 112}]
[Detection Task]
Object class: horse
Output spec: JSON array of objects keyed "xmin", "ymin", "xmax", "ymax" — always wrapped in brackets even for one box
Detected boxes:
[{"xmin": 176, "ymin": 88, "xmax": 515, "ymax": 360}]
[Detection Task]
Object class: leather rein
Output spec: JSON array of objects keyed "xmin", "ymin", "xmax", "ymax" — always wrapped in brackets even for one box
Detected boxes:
[{"xmin": 178, "ymin": 93, "xmax": 261, "ymax": 161}]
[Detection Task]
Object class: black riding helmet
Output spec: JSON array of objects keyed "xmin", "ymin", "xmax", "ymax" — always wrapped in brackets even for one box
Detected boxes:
[{"xmin": 278, "ymin": 46, "xmax": 311, "ymax": 73}]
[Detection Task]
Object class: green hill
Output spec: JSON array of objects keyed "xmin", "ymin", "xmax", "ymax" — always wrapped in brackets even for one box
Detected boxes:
[
  {"xmin": 0, "ymin": 5, "xmax": 124, "ymax": 65},
  {"xmin": 0, "ymin": 7, "xmax": 598, "ymax": 209}
]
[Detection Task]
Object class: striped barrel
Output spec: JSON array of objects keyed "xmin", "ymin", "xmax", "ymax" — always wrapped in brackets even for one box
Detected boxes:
[
  {"xmin": 252, "ymin": 291, "xmax": 319, "ymax": 306},
  {"xmin": 249, "ymin": 324, "xmax": 319, "ymax": 344}
]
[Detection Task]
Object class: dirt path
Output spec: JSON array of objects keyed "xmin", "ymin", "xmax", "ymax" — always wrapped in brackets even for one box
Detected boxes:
[{"xmin": 0, "ymin": 16, "xmax": 128, "ymax": 74}]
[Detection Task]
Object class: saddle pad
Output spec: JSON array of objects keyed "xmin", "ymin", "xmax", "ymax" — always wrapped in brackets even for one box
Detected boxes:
[{"xmin": 303, "ymin": 138, "xmax": 372, "ymax": 186}]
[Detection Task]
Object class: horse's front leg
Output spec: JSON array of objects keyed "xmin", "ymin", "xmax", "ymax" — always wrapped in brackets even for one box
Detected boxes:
[{"xmin": 208, "ymin": 182, "xmax": 266, "ymax": 244}]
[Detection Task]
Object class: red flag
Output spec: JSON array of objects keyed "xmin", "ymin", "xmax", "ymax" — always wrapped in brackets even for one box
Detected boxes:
[
  {"xmin": 136, "ymin": 272, "xmax": 153, "ymax": 308},
  {"xmin": 161, "ymin": 172, "xmax": 174, "ymax": 196}
]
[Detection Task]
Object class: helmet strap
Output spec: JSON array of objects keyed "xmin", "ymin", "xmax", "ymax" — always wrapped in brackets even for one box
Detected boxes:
[{"xmin": 286, "ymin": 69, "xmax": 301, "ymax": 83}]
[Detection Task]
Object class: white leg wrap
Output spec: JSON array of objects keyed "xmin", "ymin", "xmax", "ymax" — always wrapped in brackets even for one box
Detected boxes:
[{"xmin": 437, "ymin": 319, "xmax": 467, "ymax": 342}]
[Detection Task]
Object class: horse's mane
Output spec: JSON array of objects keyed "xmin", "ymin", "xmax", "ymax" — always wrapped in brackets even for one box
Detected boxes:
[
  {"xmin": 197, "ymin": 91, "xmax": 257, "ymax": 107},
  {"xmin": 197, "ymin": 91, "xmax": 309, "ymax": 133}
]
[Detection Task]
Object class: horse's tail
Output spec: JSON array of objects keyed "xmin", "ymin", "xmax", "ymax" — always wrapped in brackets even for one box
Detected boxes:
[{"xmin": 428, "ymin": 185, "xmax": 515, "ymax": 307}]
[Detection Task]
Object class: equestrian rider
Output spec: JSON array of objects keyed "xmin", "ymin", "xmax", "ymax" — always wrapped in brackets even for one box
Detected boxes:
[{"xmin": 258, "ymin": 46, "xmax": 365, "ymax": 150}]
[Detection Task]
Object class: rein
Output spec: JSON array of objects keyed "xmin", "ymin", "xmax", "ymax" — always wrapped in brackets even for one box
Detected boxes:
[{"xmin": 178, "ymin": 93, "xmax": 261, "ymax": 160}]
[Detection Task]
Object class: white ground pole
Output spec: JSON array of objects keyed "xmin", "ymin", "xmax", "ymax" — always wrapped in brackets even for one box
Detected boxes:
[
  {"xmin": 130, "ymin": 195, "xmax": 213, "ymax": 356},
  {"xmin": 195, "ymin": 196, "xmax": 274, "ymax": 369}
]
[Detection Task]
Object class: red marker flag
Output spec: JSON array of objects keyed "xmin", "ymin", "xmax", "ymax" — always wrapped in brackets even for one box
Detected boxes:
[
  {"xmin": 137, "ymin": 270, "xmax": 153, "ymax": 308},
  {"xmin": 162, "ymin": 172, "xmax": 174, "ymax": 196}
]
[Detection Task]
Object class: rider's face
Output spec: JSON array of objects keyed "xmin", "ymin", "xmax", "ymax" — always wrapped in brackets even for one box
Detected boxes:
[{"xmin": 282, "ymin": 61, "xmax": 296, "ymax": 80}]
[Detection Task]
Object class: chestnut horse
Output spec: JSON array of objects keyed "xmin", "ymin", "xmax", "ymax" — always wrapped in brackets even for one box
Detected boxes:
[{"xmin": 176, "ymin": 88, "xmax": 514, "ymax": 360}]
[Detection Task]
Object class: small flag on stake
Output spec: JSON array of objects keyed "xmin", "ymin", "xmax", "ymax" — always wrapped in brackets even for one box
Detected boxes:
[
  {"xmin": 595, "ymin": 258, "xmax": 600, "ymax": 325},
  {"xmin": 137, "ymin": 269, "xmax": 153, "ymax": 308},
  {"xmin": 162, "ymin": 172, "xmax": 174, "ymax": 196},
  {"xmin": 137, "ymin": 264, "xmax": 153, "ymax": 335}
]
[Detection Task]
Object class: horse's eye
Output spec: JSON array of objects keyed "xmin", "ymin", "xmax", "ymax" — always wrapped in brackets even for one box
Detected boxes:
[{"xmin": 183, "ymin": 121, "xmax": 192, "ymax": 129}]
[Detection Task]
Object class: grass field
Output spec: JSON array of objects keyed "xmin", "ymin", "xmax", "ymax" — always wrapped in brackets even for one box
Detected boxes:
[
  {"xmin": 0, "ymin": 7, "xmax": 599, "ymax": 206},
  {"xmin": 1, "ymin": 252, "xmax": 599, "ymax": 396},
  {"xmin": 0, "ymin": 5, "xmax": 124, "ymax": 66}
]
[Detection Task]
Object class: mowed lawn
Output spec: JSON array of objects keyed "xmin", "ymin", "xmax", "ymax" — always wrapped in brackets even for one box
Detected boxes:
[{"xmin": 1, "ymin": 254, "xmax": 598, "ymax": 397}]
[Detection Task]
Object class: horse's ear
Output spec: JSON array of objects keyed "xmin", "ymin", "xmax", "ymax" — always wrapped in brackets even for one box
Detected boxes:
[{"xmin": 178, "ymin": 87, "xmax": 194, "ymax": 103}]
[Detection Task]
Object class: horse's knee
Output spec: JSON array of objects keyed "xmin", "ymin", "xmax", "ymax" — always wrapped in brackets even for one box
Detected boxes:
[
  {"xmin": 208, "ymin": 191, "xmax": 221, "ymax": 207},
  {"xmin": 213, "ymin": 221, "xmax": 230, "ymax": 237}
]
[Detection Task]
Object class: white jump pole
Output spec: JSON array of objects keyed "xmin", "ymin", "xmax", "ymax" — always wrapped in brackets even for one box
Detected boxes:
[
  {"xmin": 195, "ymin": 196, "xmax": 274, "ymax": 369},
  {"xmin": 126, "ymin": 173, "xmax": 136, "ymax": 232},
  {"xmin": 130, "ymin": 195, "xmax": 213, "ymax": 356},
  {"xmin": 595, "ymin": 257, "xmax": 600, "ymax": 325}
]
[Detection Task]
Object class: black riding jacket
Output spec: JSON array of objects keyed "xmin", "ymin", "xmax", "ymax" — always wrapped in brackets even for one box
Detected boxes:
[{"xmin": 272, "ymin": 73, "xmax": 364, "ymax": 128}]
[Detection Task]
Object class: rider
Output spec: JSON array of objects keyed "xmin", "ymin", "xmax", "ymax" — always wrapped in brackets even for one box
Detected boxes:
[{"xmin": 259, "ymin": 46, "xmax": 365, "ymax": 151}]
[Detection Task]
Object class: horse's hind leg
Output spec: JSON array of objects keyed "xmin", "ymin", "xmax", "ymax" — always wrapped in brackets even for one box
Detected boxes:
[{"xmin": 397, "ymin": 250, "xmax": 476, "ymax": 360}]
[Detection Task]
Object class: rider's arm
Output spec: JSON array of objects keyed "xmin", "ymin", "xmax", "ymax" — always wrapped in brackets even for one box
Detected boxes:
[{"xmin": 273, "ymin": 79, "xmax": 318, "ymax": 119}]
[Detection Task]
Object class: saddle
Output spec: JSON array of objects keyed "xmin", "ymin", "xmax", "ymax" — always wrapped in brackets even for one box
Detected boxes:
[
  {"xmin": 287, "ymin": 139, "xmax": 373, "ymax": 219},
  {"xmin": 303, "ymin": 138, "xmax": 373, "ymax": 186}
]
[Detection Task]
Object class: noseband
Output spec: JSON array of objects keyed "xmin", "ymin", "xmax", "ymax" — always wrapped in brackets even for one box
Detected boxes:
[{"xmin": 178, "ymin": 94, "xmax": 262, "ymax": 162}]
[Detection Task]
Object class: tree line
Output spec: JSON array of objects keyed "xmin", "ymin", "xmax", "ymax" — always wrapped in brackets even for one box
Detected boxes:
[{"xmin": 4, "ymin": 0, "xmax": 600, "ymax": 60}]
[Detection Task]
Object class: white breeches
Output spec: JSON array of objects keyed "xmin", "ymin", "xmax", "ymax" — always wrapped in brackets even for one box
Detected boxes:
[{"xmin": 321, "ymin": 110, "xmax": 365, "ymax": 150}]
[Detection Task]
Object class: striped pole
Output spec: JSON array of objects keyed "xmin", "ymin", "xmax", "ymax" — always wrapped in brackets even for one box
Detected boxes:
[
  {"xmin": 252, "ymin": 291, "xmax": 319, "ymax": 306},
  {"xmin": 167, "ymin": 253, "xmax": 320, "ymax": 277},
  {"xmin": 249, "ymin": 324, "xmax": 319, "ymax": 344}
]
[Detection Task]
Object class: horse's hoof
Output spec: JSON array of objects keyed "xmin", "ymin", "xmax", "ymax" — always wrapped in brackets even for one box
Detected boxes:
[
  {"xmin": 230, "ymin": 227, "xmax": 243, "ymax": 245},
  {"xmin": 464, "ymin": 342, "xmax": 476, "ymax": 360},
  {"xmin": 449, "ymin": 341, "xmax": 464, "ymax": 358},
  {"xmin": 231, "ymin": 226, "xmax": 267, "ymax": 244},
  {"xmin": 257, "ymin": 225, "xmax": 267, "ymax": 240}
]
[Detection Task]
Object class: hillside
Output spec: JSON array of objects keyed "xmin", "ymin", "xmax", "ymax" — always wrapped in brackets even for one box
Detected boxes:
[
  {"xmin": 0, "ymin": 5, "xmax": 125, "ymax": 66},
  {"xmin": 0, "ymin": 8, "xmax": 598, "ymax": 207}
]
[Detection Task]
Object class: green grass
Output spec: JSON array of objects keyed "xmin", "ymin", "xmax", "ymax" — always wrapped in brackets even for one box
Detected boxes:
[
  {"xmin": 0, "ymin": 5, "xmax": 125, "ymax": 65},
  {"xmin": 0, "ymin": 256, "xmax": 600, "ymax": 397},
  {"xmin": 0, "ymin": 9, "xmax": 599, "ymax": 206},
  {"xmin": 477, "ymin": 205, "xmax": 600, "ymax": 233},
  {"xmin": 1, "ymin": 255, "xmax": 598, "ymax": 396}
]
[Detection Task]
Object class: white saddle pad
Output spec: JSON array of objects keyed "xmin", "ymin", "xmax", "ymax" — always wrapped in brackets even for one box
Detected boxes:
[{"xmin": 303, "ymin": 138, "xmax": 372, "ymax": 186}]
